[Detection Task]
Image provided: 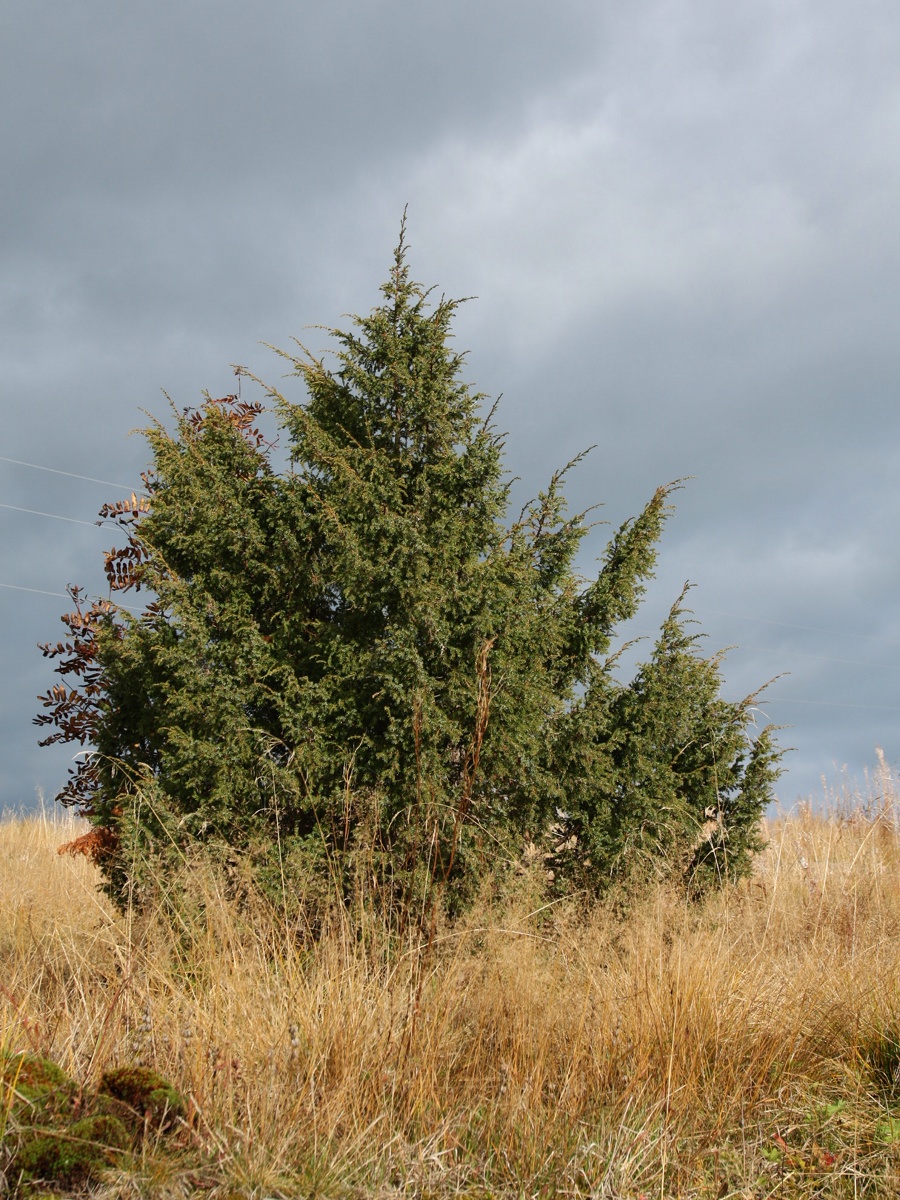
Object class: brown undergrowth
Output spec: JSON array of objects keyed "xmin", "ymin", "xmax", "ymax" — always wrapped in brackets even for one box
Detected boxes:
[{"xmin": 3, "ymin": 768, "xmax": 900, "ymax": 1198}]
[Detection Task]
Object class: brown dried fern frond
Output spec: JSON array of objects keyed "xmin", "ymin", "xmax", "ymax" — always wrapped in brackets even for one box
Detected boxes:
[{"xmin": 57, "ymin": 825, "xmax": 118, "ymax": 863}]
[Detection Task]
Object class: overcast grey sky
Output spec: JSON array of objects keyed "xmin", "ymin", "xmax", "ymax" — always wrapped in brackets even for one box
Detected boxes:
[{"xmin": 3, "ymin": 0, "xmax": 900, "ymax": 813}]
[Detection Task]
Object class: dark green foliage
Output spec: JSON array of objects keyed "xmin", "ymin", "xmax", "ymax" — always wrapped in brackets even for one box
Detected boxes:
[
  {"xmin": 550, "ymin": 590, "xmax": 780, "ymax": 895},
  {"xmin": 36, "ymin": 229, "xmax": 781, "ymax": 916}
]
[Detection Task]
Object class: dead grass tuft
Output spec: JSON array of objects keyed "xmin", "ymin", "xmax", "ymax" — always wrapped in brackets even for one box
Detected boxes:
[{"xmin": 3, "ymin": 776, "xmax": 900, "ymax": 1196}]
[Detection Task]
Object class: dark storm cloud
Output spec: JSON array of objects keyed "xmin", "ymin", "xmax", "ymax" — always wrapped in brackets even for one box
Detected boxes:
[
  {"xmin": 3, "ymin": 0, "xmax": 900, "ymax": 808},
  {"xmin": 2, "ymin": 0, "xmax": 610, "ymax": 236}
]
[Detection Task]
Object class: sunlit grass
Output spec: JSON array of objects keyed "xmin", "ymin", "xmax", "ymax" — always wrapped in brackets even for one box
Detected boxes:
[{"xmin": 3, "ymin": 769, "xmax": 900, "ymax": 1197}]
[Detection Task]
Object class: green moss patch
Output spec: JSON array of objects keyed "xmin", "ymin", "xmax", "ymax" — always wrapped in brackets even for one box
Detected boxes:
[
  {"xmin": 14, "ymin": 1114, "xmax": 130, "ymax": 1189},
  {"xmin": 1, "ymin": 1053, "xmax": 184, "ymax": 1196},
  {"xmin": 1, "ymin": 1052, "xmax": 77, "ymax": 1123},
  {"xmin": 99, "ymin": 1065, "xmax": 185, "ymax": 1130}
]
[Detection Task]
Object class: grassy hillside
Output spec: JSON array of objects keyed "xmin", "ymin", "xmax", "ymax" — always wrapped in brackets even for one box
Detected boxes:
[{"xmin": 3, "ymin": 776, "xmax": 900, "ymax": 1198}]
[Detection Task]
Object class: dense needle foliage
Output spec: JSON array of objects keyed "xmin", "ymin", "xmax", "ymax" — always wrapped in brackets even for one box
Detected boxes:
[{"xmin": 36, "ymin": 232, "xmax": 781, "ymax": 914}]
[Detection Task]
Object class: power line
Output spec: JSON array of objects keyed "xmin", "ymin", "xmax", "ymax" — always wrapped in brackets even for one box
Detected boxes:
[
  {"xmin": 0, "ymin": 582, "xmax": 68, "ymax": 599},
  {"xmin": 0, "ymin": 460, "xmax": 886, "ymax": 639},
  {"xmin": 616, "ymin": 627, "xmax": 899, "ymax": 675},
  {"xmin": 2, "ymin": 457, "xmax": 898, "ymax": 675},
  {"xmin": 0, "ymin": 458, "xmax": 888, "ymax": 641},
  {"xmin": 0, "ymin": 455, "xmax": 136, "ymax": 491},
  {"xmin": 763, "ymin": 695, "xmax": 900, "ymax": 713},
  {"xmin": 702, "ymin": 607, "xmax": 887, "ymax": 643},
  {"xmin": 0, "ymin": 582, "xmax": 142, "ymax": 612},
  {"xmin": 2, "ymin": 581, "xmax": 894, "ymax": 666},
  {"xmin": 1, "ymin": 577, "xmax": 890, "ymax": 703},
  {"xmin": 724, "ymin": 641, "xmax": 900, "ymax": 673},
  {"xmin": 0, "ymin": 502, "xmax": 99, "ymax": 527}
]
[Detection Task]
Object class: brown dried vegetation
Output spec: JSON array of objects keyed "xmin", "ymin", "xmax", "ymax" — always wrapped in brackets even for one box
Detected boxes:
[{"xmin": 3, "ymin": 767, "xmax": 900, "ymax": 1197}]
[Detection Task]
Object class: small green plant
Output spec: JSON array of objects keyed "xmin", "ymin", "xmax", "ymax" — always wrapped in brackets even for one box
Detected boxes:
[
  {"xmin": 36, "ymin": 224, "xmax": 781, "ymax": 918},
  {"xmin": 877, "ymin": 1115, "xmax": 900, "ymax": 1144}
]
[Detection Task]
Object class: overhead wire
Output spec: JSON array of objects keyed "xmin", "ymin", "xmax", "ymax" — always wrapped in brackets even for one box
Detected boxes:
[
  {"xmin": 0, "ymin": 453, "xmax": 144, "ymax": 608},
  {"xmin": 2, "ymin": 453, "xmax": 899, "ymax": 707},
  {"xmin": 701, "ymin": 607, "xmax": 887, "ymax": 642},
  {"xmin": 762, "ymin": 696, "xmax": 900, "ymax": 712},
  {"xmin": 0, "ymin": 450, "xmax": 148, "ymax": 526},
  {"xmin": 713, "ymin": 641, "xmax": 900, "ymax": 673},
  {"xmin": 0, "ymin": 452, "xmax": 145, "ymax": 523},
  {"xmin": 0, "ymin": 502, "xmax": 99, "ymax": 527},
  {"xmin": 622, "ymin": 626, "xmax": 900, "ymax": 675},
  {"xmin": 0, "ymin": 455, "xmax": 136, "ymax": 491},
  {"xmin": 0, "ymin": 582, "xmax": 69, "ymax": 599},
  {"xmin": 0, "ymin": 582, "xmax": 141, "ymax": 612}
]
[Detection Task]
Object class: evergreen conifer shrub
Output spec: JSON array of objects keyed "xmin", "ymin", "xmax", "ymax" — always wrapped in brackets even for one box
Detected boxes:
[{"xmin": 36, "ymin": 230, "xmax": 781, "ymax": 915}]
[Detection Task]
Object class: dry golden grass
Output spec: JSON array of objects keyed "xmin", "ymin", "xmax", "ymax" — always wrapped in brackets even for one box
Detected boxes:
[{"xmin": 4, "ymin": 773, "xmax": 900, "ymax": 1198}]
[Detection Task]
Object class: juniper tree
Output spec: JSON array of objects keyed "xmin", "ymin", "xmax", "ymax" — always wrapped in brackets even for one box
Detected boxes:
[{"xmin": 37, "ymin": 231, "xmax": 781, "ymax": 913}]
